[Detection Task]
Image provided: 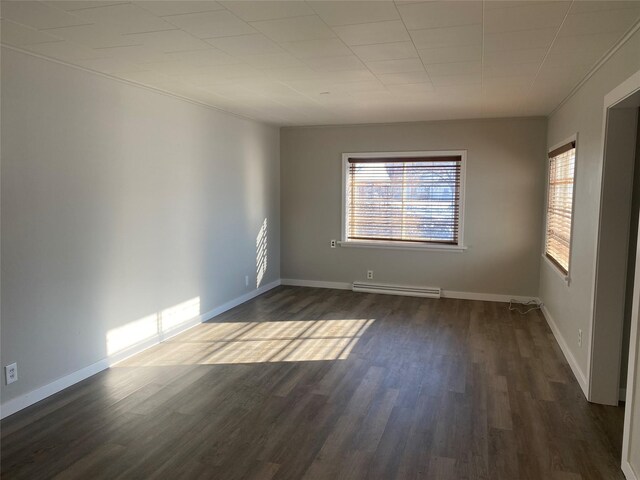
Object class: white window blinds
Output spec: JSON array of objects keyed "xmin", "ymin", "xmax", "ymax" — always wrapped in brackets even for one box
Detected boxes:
[
  {"xmin": 545, "ymin": 142, "xmax": 576, "ymax": 274},
  {"xmin": 346, "ymin": 156, "xmax": 462, "ymax": 245}
]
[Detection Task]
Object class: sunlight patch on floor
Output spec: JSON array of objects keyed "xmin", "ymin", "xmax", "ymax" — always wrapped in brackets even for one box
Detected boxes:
[{"xmin": 116, "ymin": 318, "xmax": 375, "ymax": 366}]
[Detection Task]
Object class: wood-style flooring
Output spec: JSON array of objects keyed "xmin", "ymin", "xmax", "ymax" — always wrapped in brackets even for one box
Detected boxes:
[{"xmin": 0, "ymin": 286, "xmax": 626, "ymax": 479}]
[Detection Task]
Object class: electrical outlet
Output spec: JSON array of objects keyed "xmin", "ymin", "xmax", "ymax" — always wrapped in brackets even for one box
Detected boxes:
[
  {"xmin": 330, "ymin": 239, "xmax": 337, "ymax": 248},
  {"xmin": 245, "ymin": 275, "xmax": 249, "ymax": 287},
  {"xmin": 578, "ymin": 329, "xmax": 583, "ymax": 347},
  {"xmin": 5, "ymin": 363, "xmax": 17, "ymax": 385},
  {"xmin": 367, "ymin": 270, "xmax": 374, "ymax": 280}
]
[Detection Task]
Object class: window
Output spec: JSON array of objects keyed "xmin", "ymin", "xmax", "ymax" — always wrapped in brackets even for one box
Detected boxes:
[
  {"xmin": 545, "ymin": 140, "xmax": 576, "ymax": 275},
  {"xmin": 342, "ymin": 151, "xmax": 465, "ymax": 248}
]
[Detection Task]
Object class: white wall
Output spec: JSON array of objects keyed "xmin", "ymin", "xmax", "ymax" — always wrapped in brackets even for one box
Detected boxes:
[
  {"xmin": 540, "ymin": 29, "xmax": 640, "ymax": 387},
  {"xmin": 0, "ymin": 48, "xmax": 280, "ymax": 407},
  {"xmin": 281, "ymin": 117, "xmax": 546, "ymax": 297}
]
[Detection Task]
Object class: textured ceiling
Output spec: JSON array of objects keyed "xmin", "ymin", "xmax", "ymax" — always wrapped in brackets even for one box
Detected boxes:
[{"xmin": 2, "ymin": 0, "xmax": 640, "ymax": 125}]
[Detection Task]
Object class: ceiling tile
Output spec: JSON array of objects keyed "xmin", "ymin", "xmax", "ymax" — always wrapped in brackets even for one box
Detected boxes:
[
  {"xmin": 377, "ymin": 71, "xmax": 430, "ymax": 85},
  {"xmin": 366, "ymin": 57, "xmax": 424, "ymax": 74},
  {"xmin": 163, "ymin": 10, "xmax": 256, "ymax": 38},
  {"xmin": 206, "ymin": 34, "xmax": 284, "ymax": 56},
  {"xmin": 483, "ymin": 48, "xmax": 547, "ymax": 68},
  {"xmin": 240, "ymin": 52, "xmax": 305, "ymax": 69},
  {"xmin": 74, "ymin": 56, "xmax": 148, "ymax": 74},
  {"xmin": 432, "ymin": 83, "xmax": 481, "ymax": 97},
  {"xmin": 281, "ymin": 38, "xmax": 352, "ymax": 58},
  {"xmin": 333, "ymin": 20, "xmax": 410, "ymax": 46},
  {"xmin": 351, "ymin": 41, "xmax": 417, "ymax": 62},
  {"xmin": 116, "ymin": 69, "xmax": 174, "ymax": 85},
  {"xmin": 220, "ymin": 1, "xmax": 314, "ymax": 22},
  {"xmin": 265, "ymin": 66, "xmax": 320, "ymax": 81},
  {"xmin": 484, "ymin": 1, "xmax": 571, "ymax": 34},
  {"xmin": 426, "ymin": 61, "xmax": 482, "ymax": 77},
  {"xmin": 23, "ymin": 40, "xmax": 107, "ymax": 62},
  {"xmin": 386, "ymin": 83, "xmax": 434, "ymax": 95},
  {"xmin": 134, "ymin": 1, "xmax": 224, "ymax": 17},
  {"xmin": 187, "ymin": 63, "xmax": 265, "ymax": 85},
  {"xmin": 484, "ymin": 28, "xmax": 558, "ymax": 52},
  {"xmin": 90, "ymin": 44, "xmax": 169, "ymax": 63},
  {"xmin": 558, "ymin": 7, "xmax": 640, "ymax": 37},
  {"xmin": 568, "ymin": 1, "xmax": 640, "ymax": 14},
  {"xmin": 123, "ymin": 29, "xmax": 210, "ymax": 53},
  {"xmin": 410, "ymin": 24, "xmax": 482, "ymax": 49},
  {"xmin": 483, "ymin": 76, "xmax": 533, "ymax": 88},
  {"xmin": 430, "ymin": 72, "xmax": 482, "ymax": 86},
  {"xmin": 250, "ymin": 15, "xmax": 335, "ymax": 43},
  {"xmin": 43, "ymin": 24, "xmax": 142, "ymax": 49},
  {"xmin": 137, "ymin": 60, "xmax": 215, "ymax": 77},
  {"xmin": 484, "ymin": 1, "xmax": 534, "ymax": 10},
  {"xmin": 483, "ymin": 62, "xmax": 540, "ymax": 78},
  {"xmin": 71, "ymin": 3, "xmax": 175, "ymax": 34},
  {"xmin": 1, "ymin": 1, "xmax": 90, "ymax": 29},
  {"xmin": 45, "ymin": 2, "xmax": 127, "ymax": 12},
  {"xmin": 163, "ymin": 48, "xmax": 241, "ymax": 67},
  {"xmin": 418, "ymin": 45, "xmax": 481, "ymax": 65},
  {"xmin": 397, "ymin": 1, "xmax": 482, "ymax": 30},
  {"xmin": 308, "ymin": 1, "xmax": 399, "ymax": 26},
  {"xmin": 304, "ymin": 55, "xmax": 366, "ymax": 72},
  {"xmin": 318, "ymin": 69, "xmax": 377, "ymax": 83},
  {"xmin": 329, "ymin": 79, "xmax": 386, "ymax": 93},
  {"xmin": 0, "ymin": 18, "xmax": 62, "ymax": 46},
  {"xmin": 544, "ymin": 32, "xmax": 622, "ymax": 66}
]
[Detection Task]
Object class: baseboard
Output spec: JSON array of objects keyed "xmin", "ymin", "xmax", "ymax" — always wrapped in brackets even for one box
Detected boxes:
[
  {"xmin": 0, "ymin": 358, "xmax": 111, "ymax": 421},
  {"xmin": 281, "ymin": 278, "xmax": 537, "ymax": 303},
  {"xmin": 281, "ymin": 278, "xmax": 351, "ymax": 290},
  {"xmin": 0, "ymin": 279, "xmax": 281, "ymax": 420},
  {"xmin": 623, "ymin": 460, "xmax": 638, "ymax": 480},
  {"xmin": 540, "ymin": 304, "xmax": 589, "ymax": 399},
  {"xmin": 441, "ymin": 290, "xmax": 538, "ymax": 303}
]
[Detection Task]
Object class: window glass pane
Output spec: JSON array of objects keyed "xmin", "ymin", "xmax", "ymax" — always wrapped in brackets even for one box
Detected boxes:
[
  {"xmin": 346, "ymin": 157, "xmax": 461, "ymax": 244},
  {"xmin": 545, "ymin": 145, "xmax": 576, "ymax": 274}
]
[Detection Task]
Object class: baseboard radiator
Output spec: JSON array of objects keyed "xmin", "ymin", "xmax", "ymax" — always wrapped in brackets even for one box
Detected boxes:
[{"xmin": 352, "ymin": 282, "xmax": 441, "ymax": 298}]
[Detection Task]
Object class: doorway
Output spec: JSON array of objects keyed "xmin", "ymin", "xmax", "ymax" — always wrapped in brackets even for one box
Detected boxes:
[{"xmin": 591, "ymin": 70, "xmax": 640, "ymax": 479}]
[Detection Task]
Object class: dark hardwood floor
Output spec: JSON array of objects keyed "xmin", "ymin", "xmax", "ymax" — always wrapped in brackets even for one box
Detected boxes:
[{"xmin": 0, "ymin": 286, "xmax": 626, "ymax": 479}]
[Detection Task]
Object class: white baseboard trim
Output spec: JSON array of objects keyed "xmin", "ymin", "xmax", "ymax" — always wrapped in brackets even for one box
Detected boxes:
[
  {"xmin": 540, "ymin": 304, "xmax": 589, "ymax": 399},
  {"xmin": 0, "ymin": 279, "xmax": 281, "ymax": 420},
  {"xmin": 0, "ymin": 358, "xmax": 111, "ymax": 421},
  {"xmin": 441, "ymin": 290, "xmax": 539, "ymax": 303},
  {"xmin": 281, "ymin": 278, "xmax": 351, "ymax": 290},
  {"xmin": 281, "ymin": 278, "xmax": 538, "ymax": 303},
  {"xmin": 623, "ymin": 460, "xmax": 638, "ymax": 480}
]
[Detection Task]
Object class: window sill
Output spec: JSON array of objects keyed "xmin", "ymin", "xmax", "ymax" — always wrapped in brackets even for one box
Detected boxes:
[
  {"xmin": 339, "ymin": 241, "xmax": 467, "ymax": 252},
  {"xmin": 541, "ymin": 254, "xmax": 571, "ymax": 285}
]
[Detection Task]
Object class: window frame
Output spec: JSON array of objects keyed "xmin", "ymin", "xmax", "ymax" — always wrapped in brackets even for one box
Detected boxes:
[
  {"xmin": 543, "ymin": 134, "xmax": 578, "ymax": 283},
  {"xmin": 340, "ymin": 150, "xmax": 467, "ymax": 251}
]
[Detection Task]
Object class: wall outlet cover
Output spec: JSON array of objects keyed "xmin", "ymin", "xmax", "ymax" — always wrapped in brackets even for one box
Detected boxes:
[{"xmin": 5, "ymin": 363, "xmax": 17, "ymax": 385}]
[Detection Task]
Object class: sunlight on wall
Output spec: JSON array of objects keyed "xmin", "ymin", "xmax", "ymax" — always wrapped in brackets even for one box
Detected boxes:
[
  {"xmin": 106, "ymin": 297, "xmax": 200, "ymax": 357},
  {"xmin": 116, "ymin": 318, "xmax": 375, "ymax": 367},
  {"xmin": 256, "ymin": 218, "xmax": 268, "ymax": 288},
  {"xmin": 107, "ymin": 314, "xmax": 159, "ymax": 357},
  {"xmin": 160, "ymin": 298, "xmax": 201, "ymax": 331}
]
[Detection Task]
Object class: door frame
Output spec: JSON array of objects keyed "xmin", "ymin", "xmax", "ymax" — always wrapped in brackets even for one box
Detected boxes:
[{"xmin": 589, "ymin": 69, "xmax": 640, "ymax": 478}]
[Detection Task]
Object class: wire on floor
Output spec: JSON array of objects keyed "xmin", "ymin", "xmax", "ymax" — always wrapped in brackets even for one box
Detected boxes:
[{"xmin": 509, "ymin": 299, "xmax": 543, "ymax": 315}]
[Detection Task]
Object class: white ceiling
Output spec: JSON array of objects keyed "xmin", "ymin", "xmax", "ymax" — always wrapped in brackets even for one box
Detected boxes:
[{"xmin": 2, "ymin": 0, "xmax": 640, "ymax": 125}]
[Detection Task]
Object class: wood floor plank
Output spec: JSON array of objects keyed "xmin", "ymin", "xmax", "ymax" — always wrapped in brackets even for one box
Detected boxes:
[{"xmin": 0, "ymin": 286, "xmax": 626, "ymax": 479}]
